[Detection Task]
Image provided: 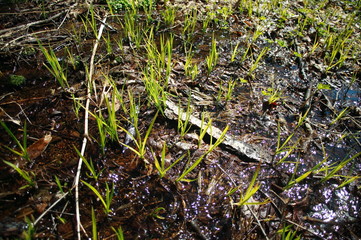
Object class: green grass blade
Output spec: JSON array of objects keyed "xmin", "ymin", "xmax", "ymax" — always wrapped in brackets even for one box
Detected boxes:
[
  {"xmin": 3, "ymin": 160, "xmax": 34, "ymax": 187},
  {"xmin": 74, "ymin": 146, "xmax": 99, "ymax": 180},
  {"xmin": 81, "ymin": 180, "xmax": 108, "ymax": 212},
  {"xmin": 111, "ymin": 226, "xmax": 124, "ymax": 240},
  {"xmin": 177, "ymin": 153, "xmax": 206, "ymax": 182},
  {"xmin": 91, "ymin": 207, "xmax": 97, "ymax": 240},
  {"xmin": 321, "ymin": 152, "xmax": 361, "ymax": 183},
  {"xmin": 0, "ymin": 121, "xmax": 26, "ymax": 154},
  {"xmin": 139, "ymin": 111, "xmax": 159, "ymax": 157}
]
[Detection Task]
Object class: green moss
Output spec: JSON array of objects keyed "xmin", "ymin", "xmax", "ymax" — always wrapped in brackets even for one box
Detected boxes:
[
  {"xmin": 8, "ymin": 74, "xmax": 26, "ymax": 86},
  {"xmin": 109, "ymin": 0, "xmax": 154, "ymax": 12}
]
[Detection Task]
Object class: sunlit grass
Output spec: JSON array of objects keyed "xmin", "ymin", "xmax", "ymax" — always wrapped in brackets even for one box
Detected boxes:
[
  {"xmin": 177, "ymin": 123, "xmax": 229, "ymax": 182},
  {"xmin": 216, "ymin": 79, "xmax": 236, "ymax": 102},
  {"xmin": 39, "ymin": 44, "xmax": 68, "ymax": 89},
  {"xmin": 323, "ymin": 25, "xmax": 353, "ymax": 71},
  {"xmin": 21, "ymin": 0, "xmax": 361, "ymax": 238},
  {"xmin": 143, "ymin": 66, "xmax": 168, "ymax": 113},
  {"xmin": 177, "ymin": 98, "xmax": 192, "ymax": 137},
  {"xmin": 249, "ymin": 47, "xmax": 269, "ymax": 77},
  {"xmin": 118, "ymin": 111, "xmax": 159, "ymax": 160},
  {"xmin": 319, "ymin": 152, "xmax": 361, "ymax": 184},
  {"xmin": 283, "ymin": 157, "xmax": 327, "ymax": 190},
  {"xmin": 231, "ymin": 42, "xmax": 240, "ymax": 62},
  {"xmin": 183, "ymin": 9, "xmax": 198, "ymax": 39},
  {"xmin": 184, "ymin": 43, "xmax": 199, "ymax": 80},
  {"xmin": 153, "ymin": 142, "xmax": 186, "ymax": 178},
  {"xmin": 231, "ymin": 165, "xmax": 269, "ymax": 206},
  {"xmin": 206, "ymin": 35, "xmax": 218, "ymax": 74},
  {"xmin": 161, "ymin": 3, "xmax": 176, "ymax": 26},
  {"xmin": 82, "ymin": 181, "xmax": 114, "ymax": 214}
]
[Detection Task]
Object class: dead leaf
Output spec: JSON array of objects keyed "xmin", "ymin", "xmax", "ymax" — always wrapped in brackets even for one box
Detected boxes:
[{"xmin": 27, "ymin": 134, "xmax": 52, "ymax": 160}]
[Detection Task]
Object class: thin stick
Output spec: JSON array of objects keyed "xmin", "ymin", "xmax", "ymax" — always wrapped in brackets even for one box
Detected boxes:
[
  {"xmin": 0, "ymin": 11, "xmax": 66, "ymax": 38},
  {"xmin": 73, "ymin": 15, "xmax": 108, "ymax": 240},
  {"xmin": 88, "ymin": 16, "xmax": 108, "ymax": 102},
  {"xmin": 33, "ymin": 192, "xmax": 69, "ymax": 226},
  {"xmin": 247, "ymin": 205, "xmax": 270, "ymax": 240}
]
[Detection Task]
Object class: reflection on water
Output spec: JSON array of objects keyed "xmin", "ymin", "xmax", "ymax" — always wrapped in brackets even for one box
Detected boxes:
[{"xmin": 308, "ymin": 184, "xmax": 360, "ymax": 238}]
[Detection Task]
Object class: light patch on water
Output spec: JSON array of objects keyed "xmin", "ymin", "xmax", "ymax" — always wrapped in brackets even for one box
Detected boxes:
[
  {"xmin": 322, "ymin": 187, "xmax": 333, "ymax": 204},
  {"xmin": 108, "ymin": 172, "xmax": 120, "ymax": 182},
  {"xmin": 311, "ymin": 203, "xmax": 336, "ymax": 221},
  {"xmin": 310, "ymin": 184, "xmax": 360, "ymax": 223},
  {"xmin": 283, "ymin": 183, "xmax": 309, "ymax": 201}
]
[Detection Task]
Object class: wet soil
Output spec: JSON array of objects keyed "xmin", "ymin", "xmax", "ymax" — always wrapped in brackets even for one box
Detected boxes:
[{"xmin": 0, "ymin": 0, "xmax": 360, "ymax": 239}]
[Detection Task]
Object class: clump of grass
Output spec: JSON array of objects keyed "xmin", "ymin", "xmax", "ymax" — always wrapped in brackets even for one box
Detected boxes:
[
  {"xmin": 118, "ymin": 111, "xmax": 159, "ymax": 161},
  {"xmin": 23, "ymin": 217, "xmax": 35, "ymax": 240},
  {"xmin": 177, "ymin": 98, "xmax": 192, "ymax": 138},
  {"xmin": 261, "ymin": 87, "xmax": 283, "ymax": 105},
  {"xmin": 0, "ymin": 121, "xmax": 29, "ymax": 161},
  {"xmin": 206, "ymin": 35, "xmax": 219, "ymax": 74},
  {"xmin": 177, "ymin": 123, "xmax": 229, "ymax": 182},
  {"xmin": 122, "ymin": 11, "xmax": 149, "ymax": 48},
  {"xmin": 283, "ymin": 158, "xmax": 327, "ymax": 190},
  {"xmin": 143, "ymin": 66, "xmax": 168, "ymax": 113},
  {"xmin": 112, "ymin": 226, "xmax": 125, "ymax": 240},
  {"xmin": 231, "ymin": 165, "xmax": 268, "ymax": 206},
  {"xmin": 153, "ymin": 142, "xmax": 186, "ymax": 178},
  {"xmin": 319, "ymin": 152, "xmax": 361, "ymax": 184},
  {"xmin": 183, "ymin": 9, "xmax": 198, "ymax": 40},
  {"xmin": 231, "ymin": 42, "xmax": 240, "ymax": 62},
  {"xmin": 3, "ymin": 160, "xmax": 36, "ymax": 189},
  {"xmin": 54, "ymin": 175, "xmax": 65, "ymax": 193},
  {"xmin": 82, "ymin": 181, "xmax": 114, "ymax": 214},
  {"xmin": 323, "ymin": 18, "xmax": 354, "ymax": 71},
  {"xmin": 150, "ymin": 207, "xmax": 166, "ymax": 219},
  {"xmin": 184, "ymin": 43, "xmax": 198, "ymax": 80},
  {"xmin": 74, "ymin": 147, "xmax": 103, "ymax": 181},
  {"xmin": 161, "ymin": 3, "xmax": 176, "ymax": 26},
  {"xmin": 248, "ymin": 47, "xmax": 269, "ymax": 76},
  {"xmin": 39, "ymin": 44, "xmax": 68, "ymax": 89},
  {"xmin": 216, "ymin": 80, "xmax": 236, "ymax": 102},
  {"xmin": 278, "ymin": 224, "xmax": 301, "ymax": 240},
  {"xmin": 141, "ymin": 30, "xmax": 173, "ymax": 113},
  {"xmin": 94, "ymin": 111, "xmax": 107, "ymax": 154}
]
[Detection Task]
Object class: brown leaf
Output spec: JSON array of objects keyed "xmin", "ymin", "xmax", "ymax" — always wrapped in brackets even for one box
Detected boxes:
[{"xmin": 27, "ymin": 134, "xmax": 52, "ymax": 160}]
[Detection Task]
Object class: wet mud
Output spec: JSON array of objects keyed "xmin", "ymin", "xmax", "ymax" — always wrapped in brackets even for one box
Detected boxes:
[{"xmin": 0, "ymin": 0, "xmax": 360, "ymax": 239}]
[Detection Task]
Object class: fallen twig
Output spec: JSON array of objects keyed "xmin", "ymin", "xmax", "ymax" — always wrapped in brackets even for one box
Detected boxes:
[
  {"xmin": 33, "ymin": 192, "xmax": 69, "ymax": 226},
  {"xmin": 247, "ymin": 205, "xmax": 270, "ymax": 240},
  {"xmin": 72, "ymin": 14, "xmax": 108, "ymax": 240},
  {"xmin": 0, "ymin": 11, "xmax": 66, "ymax": 39},
  {"xmin": 164, "ymin": 99, "xmax": 272, "ymax": 163}
]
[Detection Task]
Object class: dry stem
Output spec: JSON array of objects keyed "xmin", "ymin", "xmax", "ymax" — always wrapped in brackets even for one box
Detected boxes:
[{"xmin": 72, "ymin": 14, "xmax": 108, "ymax": 240}]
